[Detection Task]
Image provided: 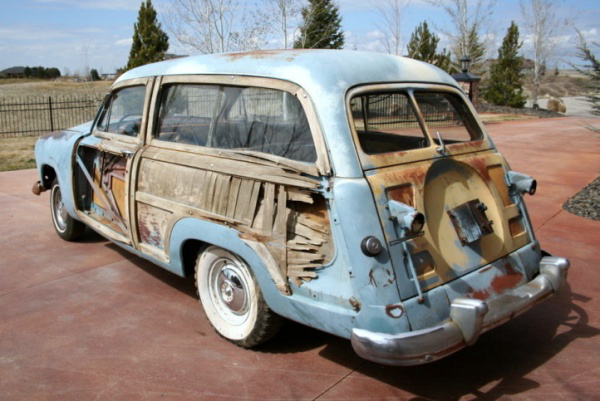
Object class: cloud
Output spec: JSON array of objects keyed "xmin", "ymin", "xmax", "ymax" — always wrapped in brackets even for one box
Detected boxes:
[{"xmin": 115, "ymin": 38, "xmax": 133, "ymax": 47}]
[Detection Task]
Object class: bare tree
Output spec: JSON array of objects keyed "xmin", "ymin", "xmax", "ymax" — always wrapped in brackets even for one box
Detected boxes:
[
  {"xmin": 163, "ymin": 0, "xmax": 270, "ymax": 54},
  {"xmin": 371, "ymin": 0, "xmax": 411, "ymax": 56},
  {"xmin": 425, "ymin": 0, "xmax": 496, "ymax": 70},
  {"xmin": 265, "ymin": 0, "xmax": 303, "ymax": 49},
  {"xmin": 520, "ymin": 0, "xmax": 566, "ymax": 107}
]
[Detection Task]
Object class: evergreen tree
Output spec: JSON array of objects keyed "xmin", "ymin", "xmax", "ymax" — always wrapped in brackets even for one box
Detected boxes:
[
  {"xmin": 483, "ymin": 21, "xmax": 526, "ymax": 108},
  {"xmin": 573, "ymin": 30, "xmax": 600, "ymax": 117},
  {"xmin": 125, "ymin": 0, "xmax": 169, "ymax": 71},
  {"xmin": 90, "ymin": 69, "xmax": 101, "ymax": 81},
  {"xmin": 293, "ymin": 0, "xmax": 344, "ymax": 49},
  {"xmin": 406, "ymin": 21, "xmax": 452, "ymax": 72}
]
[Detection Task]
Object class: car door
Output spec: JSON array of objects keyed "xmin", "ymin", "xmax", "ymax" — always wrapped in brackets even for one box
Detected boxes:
[{"xmin": 74, "ymin": 78, "xmax": 153, "ymax": 245}]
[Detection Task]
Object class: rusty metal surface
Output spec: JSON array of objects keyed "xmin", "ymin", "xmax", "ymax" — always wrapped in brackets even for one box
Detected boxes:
[{"xmin": 2, "ymin": 116, "xmax": 600, "ymax": 399}]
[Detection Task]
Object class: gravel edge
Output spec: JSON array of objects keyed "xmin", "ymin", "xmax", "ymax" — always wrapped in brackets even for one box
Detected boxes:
[{"xmin": 563, "ymin": 176, "xmax": 600, "ymax": 221}]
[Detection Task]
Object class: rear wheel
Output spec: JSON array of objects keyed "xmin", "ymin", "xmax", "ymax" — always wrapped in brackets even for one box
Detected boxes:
[
  {"xmin": 195, "ymin": 246, "xmax": 282, "ymax": 348},
  {"xmin": 50, "ymin": 178, "xmax": 85, "ymax": 241}
]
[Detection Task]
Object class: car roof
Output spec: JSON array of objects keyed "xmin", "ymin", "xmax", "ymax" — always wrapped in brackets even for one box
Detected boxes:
[{"xmin": 116, "ymin": 49, "xmax": 458, "ymax": 91}]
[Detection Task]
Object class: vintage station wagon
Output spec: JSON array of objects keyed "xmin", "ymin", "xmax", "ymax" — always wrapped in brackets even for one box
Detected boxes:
[{"xmin": 33, "ymin": 50, "xmax": 569, "ymax": 365}]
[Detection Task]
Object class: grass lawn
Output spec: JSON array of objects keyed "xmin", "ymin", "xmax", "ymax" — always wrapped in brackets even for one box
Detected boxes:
[{"xmin": 0, "ymin": 136, "xmax": 38, "ymax": 172}]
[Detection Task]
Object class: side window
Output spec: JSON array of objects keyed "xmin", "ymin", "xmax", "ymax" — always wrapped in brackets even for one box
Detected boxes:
[
  {"xmin": 413, "ymin": 92, "xmax": 482, "ymax": 143},
  {"xmin": 350, "ymin": 92, "xmax": 429, "ymax": 154},
  {"xmin": 96, "ymin": 86, "xmax": 146, "ymax": 136},
  {"xmin": 155, "ymin": 84, "xmax": 317, "ymax": 163},
  {"xmin": 156, "ymin": 85, "xmax": 221, "ymax": 146}
]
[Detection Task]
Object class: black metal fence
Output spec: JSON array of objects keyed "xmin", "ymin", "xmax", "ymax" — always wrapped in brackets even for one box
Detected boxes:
[{"xmin": 0, "ymin": 95, "xmax": 104, "ymax": 138}]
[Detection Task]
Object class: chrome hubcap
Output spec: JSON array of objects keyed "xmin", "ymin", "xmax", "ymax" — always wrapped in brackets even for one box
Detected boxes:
[
  {"xmin": 53, "ymin": 186, "xmax": 67, "ymax": 231},
  {"xmin": 214, "ymin": 263, "xmax": 248, "ymax": 315}
]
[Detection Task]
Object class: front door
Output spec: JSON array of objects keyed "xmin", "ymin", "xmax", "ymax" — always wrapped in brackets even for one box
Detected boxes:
[{"xmin": 74, "ymin": 79, "xmax": 152, "ymax": 245}]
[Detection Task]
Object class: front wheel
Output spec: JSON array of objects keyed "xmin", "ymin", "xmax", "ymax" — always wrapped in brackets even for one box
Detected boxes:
[
  {"xmin": 195, "ymin": 246, "xmax": 282, "ymax": 348},
  {"xmin": 50, "ymin": 179, "xmax": 86, "ymax": 241}
]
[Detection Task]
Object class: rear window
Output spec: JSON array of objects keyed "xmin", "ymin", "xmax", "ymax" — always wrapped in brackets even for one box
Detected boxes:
[
  {"xmin": 413, "ymin": 92, "xmax": 482, "ymax": 143},
  {"xmin": 156, "ymin": 84, "xmax": 317, "ymax": 163},
  {"xmin": 349, "ymin": 89, "xmax": 482, "ymax": 155},
  {"xmin": 350, "ymin": 92, "xmax": 428, "ymax": 154}
]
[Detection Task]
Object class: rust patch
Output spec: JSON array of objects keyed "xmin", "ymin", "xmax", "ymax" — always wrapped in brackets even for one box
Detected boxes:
[
  {"xmin": 384, "ymin": 167, "xmax": 427, "ymax": 187},
  {"xmin": 387, "ymin": 184, "xmax": 415, "ymax": 207},
  {"xmin": 466, "ymin": 156, "xmax": 491, "ymax": 181},
  {"xmin": 138, "ymin": 219, "xmax": 162, "ymax": 247},
  {"xmin": 447, "ymin": 139, "xmax": 485, "ymax": 153},
  {"xmin": 491, "ymin": 263, "xmax": 523, "ymax": 295},
  {"xmin": 349, "ymin": 297, "xmax": 361, "ymax": 312},
  {"xmin": 385, "ymin": 304, "xmax": 404, "ymax": 318},
  {"xmin": 222, "ymin": 50, "xmax": 300, "ymax": 62},
  {"xmin": 470, "ymin": 289, "xmax": 491, "ymax": 300}
]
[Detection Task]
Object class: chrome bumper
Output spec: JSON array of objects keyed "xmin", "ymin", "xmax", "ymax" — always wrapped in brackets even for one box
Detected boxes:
[{"xmin": 351, "ymin": 256, "xmax": 570, "ymax": 366}]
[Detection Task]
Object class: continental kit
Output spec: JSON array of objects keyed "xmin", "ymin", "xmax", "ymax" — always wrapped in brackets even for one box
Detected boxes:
[{"xmin": 33, "ymin": 50, "xmax": 570, "ymax": 365}]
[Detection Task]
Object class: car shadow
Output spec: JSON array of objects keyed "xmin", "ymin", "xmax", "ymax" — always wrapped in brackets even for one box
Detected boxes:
[
  {"xmin": 317, "ymin": 284, "xmax": 599, "ymax": 400},
  {"xmin": 103, "ymin": 242, "xmax": 197, "ymax": 298},
  {"xmin": 100, "ymin": 244, "xmax": 598, "ymax": 398}
]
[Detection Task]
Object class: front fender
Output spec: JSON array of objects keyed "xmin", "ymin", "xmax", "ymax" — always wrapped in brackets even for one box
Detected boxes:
[{"xmin": 34, "ymin": 127, "xmax": 90, "ymax": 219}]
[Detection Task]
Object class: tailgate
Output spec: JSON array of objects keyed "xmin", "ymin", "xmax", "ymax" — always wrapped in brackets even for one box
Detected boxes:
[{"xmin": 366, "ymin": 151, "xmax": 529, "ymax": 297}]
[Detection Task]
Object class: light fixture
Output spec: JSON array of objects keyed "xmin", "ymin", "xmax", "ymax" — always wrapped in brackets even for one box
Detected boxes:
[
  {"xmin": 386, "ymin": 200, "xmax": 426, "ymax": 235},
  {"xmin": 461, "ymin": 56, "xmax": 471, "ymax": 73},
  {"xmin": 506, "ymin": 171, "xmax": 537, "ymax": 196}
]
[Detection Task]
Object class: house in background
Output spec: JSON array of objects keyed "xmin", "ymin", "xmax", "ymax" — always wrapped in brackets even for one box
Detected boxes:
[{"xmin": 0, "ymin": 67, "xmax": 26, "ymax": 78}]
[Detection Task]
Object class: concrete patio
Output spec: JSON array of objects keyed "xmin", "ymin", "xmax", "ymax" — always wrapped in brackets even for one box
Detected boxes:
[{"xmin": 1, "ymin": 116, "xmax": 599, "ymax": 400}]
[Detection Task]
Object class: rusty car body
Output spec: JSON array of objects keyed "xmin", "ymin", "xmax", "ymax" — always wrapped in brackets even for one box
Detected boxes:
[{"xmin": 33, "ymin": 50, "xmax": 569, "ymax": 365}]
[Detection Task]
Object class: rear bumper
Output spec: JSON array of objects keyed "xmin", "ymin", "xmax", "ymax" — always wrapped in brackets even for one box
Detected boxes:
[{"xmin": 351, "ymin": 256, "xmax": 570, "ymax": 366}]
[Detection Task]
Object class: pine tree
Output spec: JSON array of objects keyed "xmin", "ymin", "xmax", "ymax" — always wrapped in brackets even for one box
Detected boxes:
[
  {"xmin": 125, "ymin": 0, "xmax": 169, "ymax": 71},
  {"xmin": 573, "ymin": 31, "xmax": 600, "ymax": 117},
  {"xmin": 406, "ymin": 21, "xmax": 452, "ymax": 72},
  {"xmin": 483, "ymin": 22, "xmax": 526, "ymax": 108},
  {"xmin": 293, "ymin": 0, "xmax": 344, "ymax": 49}
]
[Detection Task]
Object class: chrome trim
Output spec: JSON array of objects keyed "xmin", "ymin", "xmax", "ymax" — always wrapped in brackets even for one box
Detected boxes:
[{"xmin": 351, "ymin": 256, "xmax": 570, "ymax": 366}]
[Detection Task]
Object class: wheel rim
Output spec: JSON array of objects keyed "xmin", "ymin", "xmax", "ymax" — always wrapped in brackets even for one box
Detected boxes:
[
  {"xmin": 52, "ymin": 185, "xmax": 68, "ymax": 233},
  {"xmin": 208, "ymin": 257, "xmax": 251, "ymax": 324}
]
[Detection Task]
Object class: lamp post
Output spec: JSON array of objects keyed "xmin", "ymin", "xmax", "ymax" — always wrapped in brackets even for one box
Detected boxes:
[{"xmin": 452, "ymin": 55, "xmax": 481, "ymax": 106}]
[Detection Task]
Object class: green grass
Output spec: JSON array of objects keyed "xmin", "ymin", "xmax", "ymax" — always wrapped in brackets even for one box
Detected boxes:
[{"xmin": 0, "ymin": 136, "xmax": 38, "ymax": 172}]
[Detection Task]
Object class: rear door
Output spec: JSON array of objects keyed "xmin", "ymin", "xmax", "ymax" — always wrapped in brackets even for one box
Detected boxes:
[{"xmin": 347, "ymin": 84, "xmax": 529, "ymax": 300}]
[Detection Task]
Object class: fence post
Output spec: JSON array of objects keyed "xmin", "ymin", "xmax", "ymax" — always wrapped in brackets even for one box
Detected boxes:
[{"xmin": 48, "ymin": 96, "xmax": 54, "ymax": 132}]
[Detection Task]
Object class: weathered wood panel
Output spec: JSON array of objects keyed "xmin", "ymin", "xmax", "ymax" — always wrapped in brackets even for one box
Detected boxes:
[{"xmin": 136, "ymin": 152, "xmax": 333, "ymax": 286}]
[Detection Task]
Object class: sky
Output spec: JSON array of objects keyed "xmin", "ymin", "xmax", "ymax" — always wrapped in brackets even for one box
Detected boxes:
[{"xmin": 0, "ymin": 0, "xmax": 598, "ymax": 75}]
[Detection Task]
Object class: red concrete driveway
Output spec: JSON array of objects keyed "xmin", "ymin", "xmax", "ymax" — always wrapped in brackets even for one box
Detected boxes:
[{"xmin": 1, "ymin": 116, "xmax": 599, "ymax": 400}]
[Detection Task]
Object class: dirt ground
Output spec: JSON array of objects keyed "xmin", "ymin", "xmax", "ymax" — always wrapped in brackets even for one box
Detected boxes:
[{"xmin": 0, "ymin": 116, "xmax": 599, "ymax": 399}]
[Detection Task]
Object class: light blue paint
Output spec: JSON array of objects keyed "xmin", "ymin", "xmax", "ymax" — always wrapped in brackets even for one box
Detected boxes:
[{"xmin": 32, "ymin": 50, "xmax": 560, "ymax": 359}]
